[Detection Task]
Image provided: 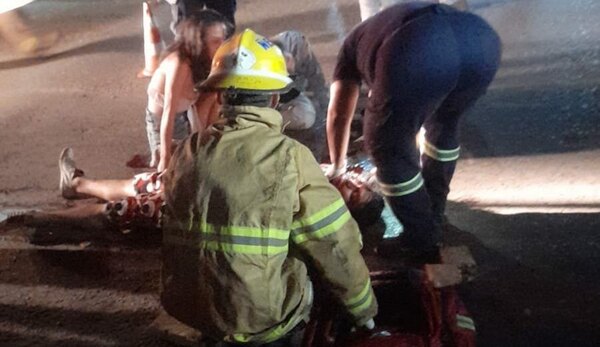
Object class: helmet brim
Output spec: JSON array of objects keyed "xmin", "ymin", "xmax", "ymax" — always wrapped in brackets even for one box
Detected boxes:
[{"xmin": 196, "ymin": 68, "xmax": 294, "ymax": 94}]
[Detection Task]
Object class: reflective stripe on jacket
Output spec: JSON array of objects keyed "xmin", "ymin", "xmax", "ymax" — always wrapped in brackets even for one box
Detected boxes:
[{"xmin": 161, "ymin": 105, "xmax": 377, "ymax": 344}]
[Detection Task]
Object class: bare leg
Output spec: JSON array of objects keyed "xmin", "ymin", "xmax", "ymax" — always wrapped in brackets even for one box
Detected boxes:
[
  {"xmin": 71, "ymin": 177, "xmax": 136, "ymax": 202},
  {"xmin": 59, "ymin": 147, "xmax": 137, "ymax": 201}
]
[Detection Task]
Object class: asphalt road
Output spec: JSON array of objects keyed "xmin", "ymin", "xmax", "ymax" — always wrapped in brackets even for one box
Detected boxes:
[{"xmin": 1, "ymin": 0, "xmax": 599, "ymax": 346}]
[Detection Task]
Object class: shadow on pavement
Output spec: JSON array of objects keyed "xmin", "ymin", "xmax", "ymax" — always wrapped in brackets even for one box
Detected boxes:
[
  {"xmin": 0, "ymin": 303, "xmax": 171, "ymax": 347},
  {"xmin": 0, "ymin": 35, "xmax": 139, "ymax": 70},
  {"xmin": 0, "ymin": 212, "xmax": 161, "ymax": 293},
  {"xmin": 2, "ymin": 201, "xmax": 599, "ymax": 346},
  {"xmin": 446, "ymin": 201, "xmax": 600, "ymax": 347},
  {"xmin": 459, "ymin": 38, "xmax": 600, "ymax": 159}
]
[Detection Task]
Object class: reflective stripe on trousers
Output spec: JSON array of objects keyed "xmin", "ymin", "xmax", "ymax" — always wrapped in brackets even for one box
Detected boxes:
[
  {"xmin": 378, "ymin": 172, "xmax": 424, "ymax": 197},
  {"xmin": 422, "ymin": 140, "xmax": 460, "ymax": 162}
]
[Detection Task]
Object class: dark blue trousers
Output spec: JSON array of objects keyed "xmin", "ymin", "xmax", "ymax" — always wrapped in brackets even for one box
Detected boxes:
[{"xmin": 364, "ymin": 5, "xmax": 501, "ymax": 249}]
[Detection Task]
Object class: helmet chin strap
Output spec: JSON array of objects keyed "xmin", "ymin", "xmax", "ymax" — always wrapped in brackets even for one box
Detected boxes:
[{"xmin": 225, "ymin": 86, "xmax": 237, "ymax": 96}]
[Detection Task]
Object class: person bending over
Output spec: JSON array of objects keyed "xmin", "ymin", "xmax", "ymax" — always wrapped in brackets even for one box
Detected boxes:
[
  {"xmin": 325, "ymin": 2, "xmax": 501, "ymax": 262},
  {"xmin": 143, "ymin": 10, "xmax": 231, "ymax": 171}
]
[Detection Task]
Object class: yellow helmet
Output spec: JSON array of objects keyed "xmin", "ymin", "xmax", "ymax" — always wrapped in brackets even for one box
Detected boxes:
[{"xmin": 197, "ymin": 29, "xmax": 293, "ymax": 93}]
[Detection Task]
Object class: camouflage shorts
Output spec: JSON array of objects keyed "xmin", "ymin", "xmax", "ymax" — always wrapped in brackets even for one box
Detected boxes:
[{"xmin": 104, "ymin": 172, "xmax": 164, "ymax": 230}]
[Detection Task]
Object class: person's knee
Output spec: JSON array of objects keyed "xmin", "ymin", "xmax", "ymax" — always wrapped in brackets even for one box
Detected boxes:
[
  {"xmin": 423, "ymin": 125, "xmax": 459, "ymax": 150},
  {"xmin": 272, "ymin": 30, "xmax": 304, "ymax": 48},
  {"xmin": 279, "ymin": 95, "xmax": 316, "ymax": 130}
]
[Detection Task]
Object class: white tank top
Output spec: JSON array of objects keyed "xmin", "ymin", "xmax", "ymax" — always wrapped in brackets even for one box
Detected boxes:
[{"xmin": 146, "ymin": 57, "xmax": 198, "ymax": 115}]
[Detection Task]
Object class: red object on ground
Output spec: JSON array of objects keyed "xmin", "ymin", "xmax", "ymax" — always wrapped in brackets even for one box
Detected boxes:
[
  {"xmin": 306, "ymin": 269, "xmax": 476, "ymax": 347},
  {"xmin": 126, "ymin": 153, "xmax": 152, "ymax": 169}
]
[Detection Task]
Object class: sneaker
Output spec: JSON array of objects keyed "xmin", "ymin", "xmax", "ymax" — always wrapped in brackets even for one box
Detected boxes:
[{"xmin": 59, "ymin": 147, "xmax": 84, "ymax": 199}]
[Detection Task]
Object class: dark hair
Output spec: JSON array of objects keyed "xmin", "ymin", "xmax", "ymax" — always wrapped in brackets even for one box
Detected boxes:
[
  {"xmin": 163, "ymin": 10, "xmax": 230, "ymax": 84},
  {"xmin": 349, "ymin": 193, "xmax": 384, "ymax": 229}
]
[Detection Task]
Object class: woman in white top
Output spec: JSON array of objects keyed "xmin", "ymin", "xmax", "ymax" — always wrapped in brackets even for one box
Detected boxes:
[{"xmin": 145, "ymin": 10, "xmax": 231, "ymax": 171}]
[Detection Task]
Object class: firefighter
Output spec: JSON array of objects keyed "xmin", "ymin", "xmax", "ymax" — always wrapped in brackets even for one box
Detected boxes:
[
  {"xmin": 325, "ymin": 2, "xmax": 501, "ymax": 261},
  {"xmin": 160, "ymin": 29, "xmax": 377, "ymax": 346}
]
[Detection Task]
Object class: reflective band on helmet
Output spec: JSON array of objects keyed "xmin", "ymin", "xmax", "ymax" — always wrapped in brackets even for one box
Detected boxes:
[
  {"xmin": 378, "ymin": 172, "xmax": 424, "ymax": 197},
  {"xmin": 456, "ymin": 314, "xmax": 476, "ymax": 331},
  {"xmin": 346, "ymin": 279, "xmax": 374, "ymax": 316},
  {"xmin": 291, "ymin": 198, "xmax": 352, "ymax": 244},
  {"xmin": 423, "ymin": 141, "xmax": 460, "ymax": 162},
  {"xmin": 211, "ymin": 66, "xmax": 293, "ymax": 86}
]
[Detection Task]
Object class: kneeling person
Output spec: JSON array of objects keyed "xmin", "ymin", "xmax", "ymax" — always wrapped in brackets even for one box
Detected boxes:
[
  {"xmin": 160, "ymin": 29, "xmax": 377, "ymax": 345},
  {"xmin": 270, "ymin": 30, "xmax": 330, "ymax": 161}
]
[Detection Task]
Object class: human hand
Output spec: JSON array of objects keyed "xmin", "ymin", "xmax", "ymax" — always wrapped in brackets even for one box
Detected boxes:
[
  {"xmin": 350, "ymin": 318, "xmax": 376, "ymax": 335},
  {"xmin": 157, "ymin": 159, "xmax": 167, "ymax": 174},
  {"xmin": 144, "ymin": 147, "xmax": 159, "ymax": 169},
  {"xmin": 321, "ymin": 160, "xmax": 347, "ymax": 180}
]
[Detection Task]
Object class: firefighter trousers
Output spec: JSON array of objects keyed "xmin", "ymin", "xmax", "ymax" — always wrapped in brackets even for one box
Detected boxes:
[{"xmin": 364, "ymin": 5, "xmax": 501, "ymax": 250}]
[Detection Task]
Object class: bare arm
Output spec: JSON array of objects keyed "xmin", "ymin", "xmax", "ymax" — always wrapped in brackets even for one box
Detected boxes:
[
  {"xmin": 326, "ymin": 79, "xmax": 360, "ymax": 176},
  {"xmin": 157, "ymin": 56, "xmax": 191, "ymax": 172}
]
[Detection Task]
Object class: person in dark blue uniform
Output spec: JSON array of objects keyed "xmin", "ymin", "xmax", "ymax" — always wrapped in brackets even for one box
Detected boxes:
[{"xmin": 325, "ymin": 2, "xmax": 501, "ymax": 261}]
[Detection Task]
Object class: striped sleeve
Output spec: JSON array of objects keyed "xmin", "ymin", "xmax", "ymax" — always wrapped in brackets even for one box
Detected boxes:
[{"xmin": 291, "ymin": 144, "xmax": 377, "ymax": 325}]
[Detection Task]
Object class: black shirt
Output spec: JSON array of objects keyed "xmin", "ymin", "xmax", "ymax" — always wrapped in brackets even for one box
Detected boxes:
[{"xmin": 333, "ymin": 2, "xmax": 435, "ymax": 87}]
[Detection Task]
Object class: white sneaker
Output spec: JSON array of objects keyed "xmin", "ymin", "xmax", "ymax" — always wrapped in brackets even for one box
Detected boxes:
[{"xmin": 58, "ymin": 147, "xmax": 84, "ymax": 199}]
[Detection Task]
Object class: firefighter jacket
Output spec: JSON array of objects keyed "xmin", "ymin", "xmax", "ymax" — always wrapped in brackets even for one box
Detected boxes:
[{"xmin": 160, "ymin": 105, "xmax": 377, "ymax": 344}]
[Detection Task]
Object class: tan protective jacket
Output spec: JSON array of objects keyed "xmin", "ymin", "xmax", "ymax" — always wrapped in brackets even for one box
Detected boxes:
[{"xmin": 161, "ymin": 105, "xmax": 377, "ymax": 344}]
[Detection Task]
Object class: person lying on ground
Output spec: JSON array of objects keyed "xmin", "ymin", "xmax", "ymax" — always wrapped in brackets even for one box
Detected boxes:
[
  {"xmin": 29, "ymin": 150, "xmax": 382, "ymax": 237},
  {"xmin": 16, "ymin": 147, "xmax": 168, "ymax": 232},
  {"xmin": 322, "ymin": 159, "xmax": 384, "ymax": 230}
]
